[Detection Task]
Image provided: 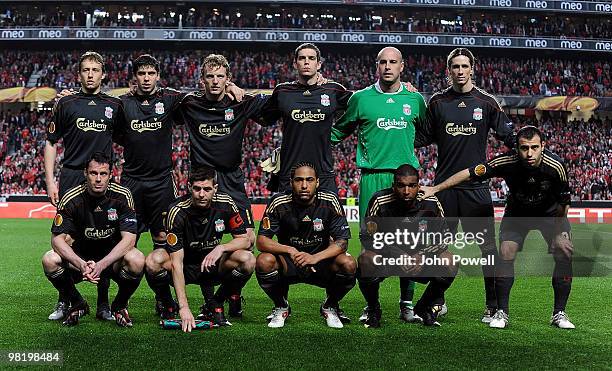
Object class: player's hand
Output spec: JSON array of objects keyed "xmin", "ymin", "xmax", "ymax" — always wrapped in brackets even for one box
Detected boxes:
[
  {"xmin": 315, "ymin": 72, "xmax": 328, "ymax": 85},
  {"xmin": 88, "ymin": 260, "xmax": 108, "ymax": 283},
  {"xmin": 46, "ymin": 182, "xmax": 59, "ymax": 206},
  {"xmin": 201, "ymin": 246, "xmax": 224, "ymax": 272},
  {"xmin": 293, "ymin": 251, "xmax": 319, "ymax": 269},
  {"xmin": 179, "ymin": 307, "xmax": 196, "ymax": 333},
  {"xmin": 402, "ymin": 82, "xmax": 418, "ymax": 92},
  {"xmin": 404, "ymin": 253, "xmax": 424, "ymax": 275},
  {"xmin": 553, "ymin": 234, "xmax": 573, "ymax": 258},
  {"xmin": 80, "ymin": 261, "xmax": 97, "ymax": 283},
  {"xmin": 226, "ymin": 83, "xmax": 245, "ymax": 102},
  {"xmin": 419, "ymin": 186, "xmax": 437, "ymax": 199},
  {"xmin": 56, "ymin": 88, "xmax": 76, "ymax": 101}
]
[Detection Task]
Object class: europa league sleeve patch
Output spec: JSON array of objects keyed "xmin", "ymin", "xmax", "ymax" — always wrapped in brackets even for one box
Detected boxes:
[
  {"xmin": 474, "ymin": 164, "xmax": 487, "ymax": 177},
  {"xmin": 261, "ymin": 216, "xmax": 271, "ymax": 230},
  {"xmin": 366, "ymin": 220, "xmax": 378, "ymax": 235},
  {"xmin": 48, "ymin": 121, "xmax": 56, "ymax": 134},
  {"xmin": 53, "ymin": 214, "xmax": 63, "ymax": 227},
  {"xmin": 166, "ymin": 233, "xmax": 178, "ymax": 246},
  {"xmin": 229, "ymin": 214, "xmax": 244, "ymax": 229}
]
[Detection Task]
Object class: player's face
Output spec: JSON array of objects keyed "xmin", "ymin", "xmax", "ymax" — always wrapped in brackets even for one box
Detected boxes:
[
  {"xmin": 135, "ymin": 66, "xmax": 159, "ymax": 95},
  {"xmin": 291, "ymin": 166, "xmax": 319, "ymax": 204},
  {"xmin": 518, "ymin": 136, "xmax": 544, "ymax": 168},
  {"xmin": 202, "ymin": 65, "xmax": 228, "ymax": 97},
  {"xmin": 293, "ymin": 48, "xmax": 321, "ymax": 79},
  {"xmin": 79, "ymin": 59, "xmax": 105, "ymax": 93},
  {"xmin": 190, "ymin": 180, "xmax": 218, "ymax": 208},
  {"xmin": 377, "ymin": 49, "xmax": 404, "ymax": 85},
  {"xmin": 448, "ymin": 55, "xmax": 473, "ymax": 88},
  {"xmin": 393, "ymin": 175, "xmax": 419, "ymax": 203},
  {"xmin": 85, "ymin": 160, "xmax": 111, "ymax": 196}
]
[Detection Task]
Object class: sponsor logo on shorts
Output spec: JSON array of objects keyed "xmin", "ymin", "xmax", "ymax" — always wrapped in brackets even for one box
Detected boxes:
[
  {"xmin": 376, "ymin": 117, "xmax": 408, "ymax": 131},
  {"xmin": 291, "ymin": 109, "xmax": 326, "ymax": 123},
  {"xmin": 445, "ymin": 122, "xmax": 477, "ymax": 136},
  {"xmin": 76, "ymin": 118, "xmax": 107, "ymax": 132},
  {"xmin": 84, "ymin": 227, "xmax": 115, "ymax": 239},
  {"xmin": 131, "ymin": 119, "xmax": 163, "ymax": 132}
]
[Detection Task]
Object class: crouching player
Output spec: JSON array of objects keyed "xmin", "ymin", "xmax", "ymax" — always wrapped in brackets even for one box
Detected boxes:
[
  {"xmin": 256, "ymin": 162, "xmax": 356, "ymax": 328},
  {"xmin": 422, "ymin": 126, "xmax": 574, "ymax": 329},
  {"xmin": 358, "ymin": 164, "xmax": 457, "ymax": 328},
  {"xmin": 144, "ymin": 166, "xmax": 254, "ymax": 332},
  {"xmin": 42, "ymin": 152, "xmax": 144, "ymax": 327}
]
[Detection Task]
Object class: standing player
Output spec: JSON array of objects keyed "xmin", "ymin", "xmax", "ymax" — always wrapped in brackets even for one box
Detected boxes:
[
  {"xmin": 44, "ymin": 51, "xmax": 125, "ymax": 322},
  {"xmin": 421, "ymin": 126, "xmax": 574, "ymax": 329},
  {"xmin": 359, "ymin": 164, "xmax": 457, "ymax": 327},
  {"xmin": 255, "ymin": 162, "xmax": 356, "ymax": 328},
  {"xmin": 145, "ymin": 166, "xmax": 253, "ymax": 332},
  {"xmin": 330, "ymin": 46, "xmax": 428, "ymax": 321},
  {"xmin": 260, "ymin": 43, "xmax": 353, "ymax": 192},
  {"xmin": 416, "ymin": 48, "xmax": 515, "ymax": 322},
  {"xmin": 41, "ymin": 152, "xmax": 144, "ymax": 327}
]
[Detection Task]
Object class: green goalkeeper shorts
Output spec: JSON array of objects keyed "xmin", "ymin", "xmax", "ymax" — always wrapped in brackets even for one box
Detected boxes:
[{"xmin": 359, "ymin": 170, "xmax": 394, "ymax": 220}]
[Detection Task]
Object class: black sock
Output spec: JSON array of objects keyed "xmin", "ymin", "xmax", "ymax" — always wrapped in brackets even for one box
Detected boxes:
[
  {"xmin": 45, "ymin": 268, "xmax": 83, "ymax": 305},
  {"xmin": 215, "ymin": 268, "xmax": 252, "ymax": 303},
  {"xmin": 145, "ymin": 269, "xmax": 173, "ymax": 304},
  {"xmin": 482, "ymin": 248, "xmax": 498, "ymax": 309},
  {"xmin": 358, "ymin": 276, "xmax": 381, "ymax": 309},
  {"xmin": 200, "ymin": 284, "xmax": 220, "ymax": 310},
  {"xmin": 552, "ymin": 256, "xmax": 573, "ymax": 314},
  {"xmin": 324, "ymin": 272, "xmax": 356, "ymax": 308},
  {"xmin": 111, "ymin": 268, "xmax": 143, "ymax": 311},
  {"xmin": 417, "ymin": 276, "xmax": 455, "ymax": 309},
  {"xmin": 97, "ymin": 274, "xmax": 111, "ymax": 307},
  {"xmin": 256, "ymin": 270, "xmax": 288, "ymax": 308},
  {"xmin": 399, "ymin": 278, "xmax": 415, "ymax": 302},
  {"xmin": 495, "ymin": 259, "xmax": 515, "ymax": 314}
]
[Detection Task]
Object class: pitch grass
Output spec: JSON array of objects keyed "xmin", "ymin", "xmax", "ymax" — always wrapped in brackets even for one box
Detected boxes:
[{"xmin": 0, "ymin": 219, "xmax": 610, "ymax": 370}]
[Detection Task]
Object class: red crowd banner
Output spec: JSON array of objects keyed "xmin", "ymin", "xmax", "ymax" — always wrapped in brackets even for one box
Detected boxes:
[{"xmin": 0, "ymin": 202, "xmax": 610, "ymax": 223}]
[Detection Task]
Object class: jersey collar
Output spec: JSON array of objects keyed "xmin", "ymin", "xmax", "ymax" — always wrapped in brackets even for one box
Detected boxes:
[{"xmin": 374, "ymin": 80, "xmax": 404, "ymax": 95}]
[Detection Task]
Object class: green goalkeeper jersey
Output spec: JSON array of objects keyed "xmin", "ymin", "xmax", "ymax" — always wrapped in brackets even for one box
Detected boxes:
[{"xmin": 331, "ymin": 81, "xmax": 426, "ymax": 170}]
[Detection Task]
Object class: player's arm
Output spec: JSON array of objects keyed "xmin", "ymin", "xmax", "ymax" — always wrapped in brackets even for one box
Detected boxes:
[
  {"xmin": 201, "ymin": 211, "xmax": 249, "ymax": 272},
  {"xmin": 257, "ymin": 88, "xmax": 281, "ymax": 125},
  {"xmin": 414, "ymin": 95, "xmax": 435, "ymax": 148},
  {"xmin": 257, "ymin": 207, "xmax": 299, "ymax": 256},
  {"xmin": 422, "ymin": 156, "xmax": 504, "ymax": 198},
  {"xmin": 421, "ymin": 169, "xmax": 471, "ymax": 198},
  {"xmin": 331, "ymin": 93, "xmax": 360, "ymax": 144},
  {"xmin": 294, "ymin": 239, "xmax": 348, "ymax": 269},
  {"xmin": 44, "ymin": 140, "xmax": 59, "ymax": 206},
  {"xmin": 51, "ymin": 233, "xmax": 90, "ymax": 275},
  {"xmin": 245, "ymin": 93, "xmax": 273, "ymax": 126},
  {"xmin": 170, "ymin": 249, "xmax": 196, "ymax": 332},
  {"xmin": 553, "ymin": 161, "xmax": 572, "ymax": 257},
  {"xmin": 488, "ymin": 98, "xmax": 515, "ymax": 148},
  {"xmin": 89, "ymin": 231, "xmax": 136, "ymax": 281}
]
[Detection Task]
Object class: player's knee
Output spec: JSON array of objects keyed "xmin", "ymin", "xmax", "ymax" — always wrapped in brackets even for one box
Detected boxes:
[
  {"xmin": 256, "ymin": 253, "xmax": 278, "ymax": 273},
  {"xmin": 232, "ymin": 250, "xmax": 256, "ymax": 273},
  {"xmin": 499, "ymin": 242, "xmax": 519, "ymax": 261},
  {"xmin": 41, "ymin": 250, "xmax": 62, "ymax": 271},
  {"xmin": 145, "ymin": 249, "xmax": 169, "ymax": 273},
  {"xmin": 335, "ymin": 254, "xmax": 357, "ymax": 275},
  {"xmin": 124, "ymin": 248, "xmax": 145, "ymax": 274}
]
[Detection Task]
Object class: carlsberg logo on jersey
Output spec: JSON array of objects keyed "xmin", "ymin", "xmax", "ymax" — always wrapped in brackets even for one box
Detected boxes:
[
  {"xmin": 76, "ymin": 118, "xmax": 107, "ymax": 132},
  {"xmin": 199, "ymin": 123, "xmax": 231, "ymax": 137},
  {"xmin": 445, "ymin": 122, "xmax": 477, "ymax": 136},
  {"xmin": 131, "ymin": 119, "xmax": 162, "ymax": 133},
  {"xmin": 376, "ymin": 117, "xmax": 408, "ymax": 131},
  {"xmin": 291, "ymin": 109, "xmax": 326, "ymax": 123},
  {"xmin": 84, "ymin": 227, "xmax": 115, "ymax": 239}
]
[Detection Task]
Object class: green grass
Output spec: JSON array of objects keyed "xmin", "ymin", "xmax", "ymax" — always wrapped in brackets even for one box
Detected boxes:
[{"xmin": 0, "ymin": 219, "xmax": 610, "ymax": 370}]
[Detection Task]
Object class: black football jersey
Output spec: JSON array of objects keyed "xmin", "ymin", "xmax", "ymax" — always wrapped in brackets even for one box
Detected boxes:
[
  {"xmin": 261, "ymin": 82, "xmax": 352, "ymax": 180},
  {"xmin": 175, "ymin": 92, "xmax": 268, "ymax": 171},
  {"xmin": 47, "ymin": 91, "xmax": 124, "ymax": 169},
  {"xmin": 469, "ymin": 149, "xmax": 570, "ymax": 215},
  {"xmin": 117, "ymin": 88, "xmax": 184, "ymax": 180},
  {"xmin": 165, "ymin": 193, "xmax": 246, "ymax": 265},
  {"xmin": 258, "ymin": 191, "xmax": 351, "ymax": 254},
  {"xmin": 418, "ymin": 86, "xmax": 514, "ymax": 189},
  {"xmin": 51, "ymin": 182, "xmax": 137, "ymax": 260}
]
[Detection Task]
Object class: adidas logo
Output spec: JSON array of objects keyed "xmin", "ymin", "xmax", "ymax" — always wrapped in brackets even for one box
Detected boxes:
[
  {"xmin": 458, "ymin": 101, "xmax": 466, "ymax": 108},
  {"xmin": 303, "ymin": 90, "xmax": 312, "ymax": 96},
  {"xmin": 142, "ymin": 100, "xmax": 149, "ymax": 106},
  {"xmin": 88, "ymin": 100, "xmax": 96, "ymax": 106},
  {"xmin": 94, "ymin": 206, "xmax": 103, "ymax": 212},
  {"xmin": 386, "ymin": 98, "xmax": 395, "ymax": 104},
  {"xmin": 302, "ymin": 215, "xmax": 311, "ymax": 222}
]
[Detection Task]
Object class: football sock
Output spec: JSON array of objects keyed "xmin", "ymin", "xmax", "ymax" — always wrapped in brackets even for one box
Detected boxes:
[
  {"xmin": 45, "ymin": 267, "xmax": 83, "ymax": 305},
  {"xmin": 419, "ymin": 276, "xmax": 455, "ymax": 308},
  {"xmin": 399, "ymin": 278, "xmax": 415, "ymax": 302},
  {"xmin": 145, "ymin": 269, "xmax": 173, "ymax": 304},
  {"xmin": 324, "ymin": 272, "xmax": 356, "ymax": 308},
  {"xmin": 495, "ymin": 259, "xmax": 515, "ymax": 313},
  {"xmin": 112, "ymin": 268, "xmax": 143, "ymax": 311},
  {"xmin": 215, "ymin": 268, "xmax": 252, "ymax": 303},
  {"xmin": 96, "ymin": 274, "xmax": 111, "ymax": 307},
  {"xmin": 256, "ymin": 270, "xmax": 288, "ymax": 308},
  {"xmin": 358, "ymin": 276, "xmax": 382, "ymax": 309},
  {"xmin": 200, "ymin": 284, "xmax": 220, "ymax": 310},
  {"xmin": 552, "ymin": 256, "xmax": 573, "ymax": 314},
  {"xmin": 481, "ymin": 247, "xmax": 499, "ymax": 309}
]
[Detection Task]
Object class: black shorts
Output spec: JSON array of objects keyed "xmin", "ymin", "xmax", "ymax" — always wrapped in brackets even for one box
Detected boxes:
[
  {"xmin": 121, "ymin": 174, "xmax": 177, "ymax": 236},
  {"xmin": 279, "ymin": 175, "xmax": 338, "ymax": 195},
  {"xmin": 59, "ymin": 167, "xmax": 85, "ymax": 199},
  {"xmin": 217, "ymin": 168, "xmax": 254, "ymax": 228},
  {"xmin": 180, "ymin": 264, "xmax": 223, "ymax": 286},
  {"xmin": 499, "ymin": 212, "xmax": 571, "ymax": 251},
  {"xmin": 278, "ymin": 254, "xmax": 337, "ymax": 287},
  {"xmin": 62, "ymin": 260, "xmax": 120, "ymax": 284},
  {"xmin": 436, "ymin": 187, "xmax": 496, "ymax": 249}
]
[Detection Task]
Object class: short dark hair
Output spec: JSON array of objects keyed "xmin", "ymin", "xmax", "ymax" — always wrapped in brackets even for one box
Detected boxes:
[
  {"xmin": 189, "ymin": 166, "xmax": 217, "ymax": 185},
  {"xmin": 516, "ymin": 125, "xmax": 544, "ymax": 146},
  {"xmin": 394, "ymin": 164, "xmax": 419, "ymax": 183},
  {"xmin": 85, "ymin": 151, "xmax": 112, "ymax": 170},
  {"xmin": 447, "ymin": 48, "xmax": 475, "ymax": 69},
  {"xmin": 294, "ymin": 43, "xmax": 321, "ymax": 62},
  {"xmin": 133, "ymin": 54, "xmax": 160, "ymax": 76},
  {"xmin": 290, "ymin": 161, "xmax": 318, "ymax": 179},
  {"xmin": 79, "ymin": 51, "xmax": 105, "ymax": 73}
]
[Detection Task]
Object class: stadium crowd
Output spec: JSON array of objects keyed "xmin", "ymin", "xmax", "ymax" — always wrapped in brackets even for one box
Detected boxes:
[
  {"xmin": 1, "ymin": 107, "xmax": 610, "ymax": 201},
  {"xmin": 0, "ymin": 51, "xmax": 610, "ymax": 97},
  {"xmin": 1, "ymin": 5, "xmax": 611, "ymax": 39}
]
